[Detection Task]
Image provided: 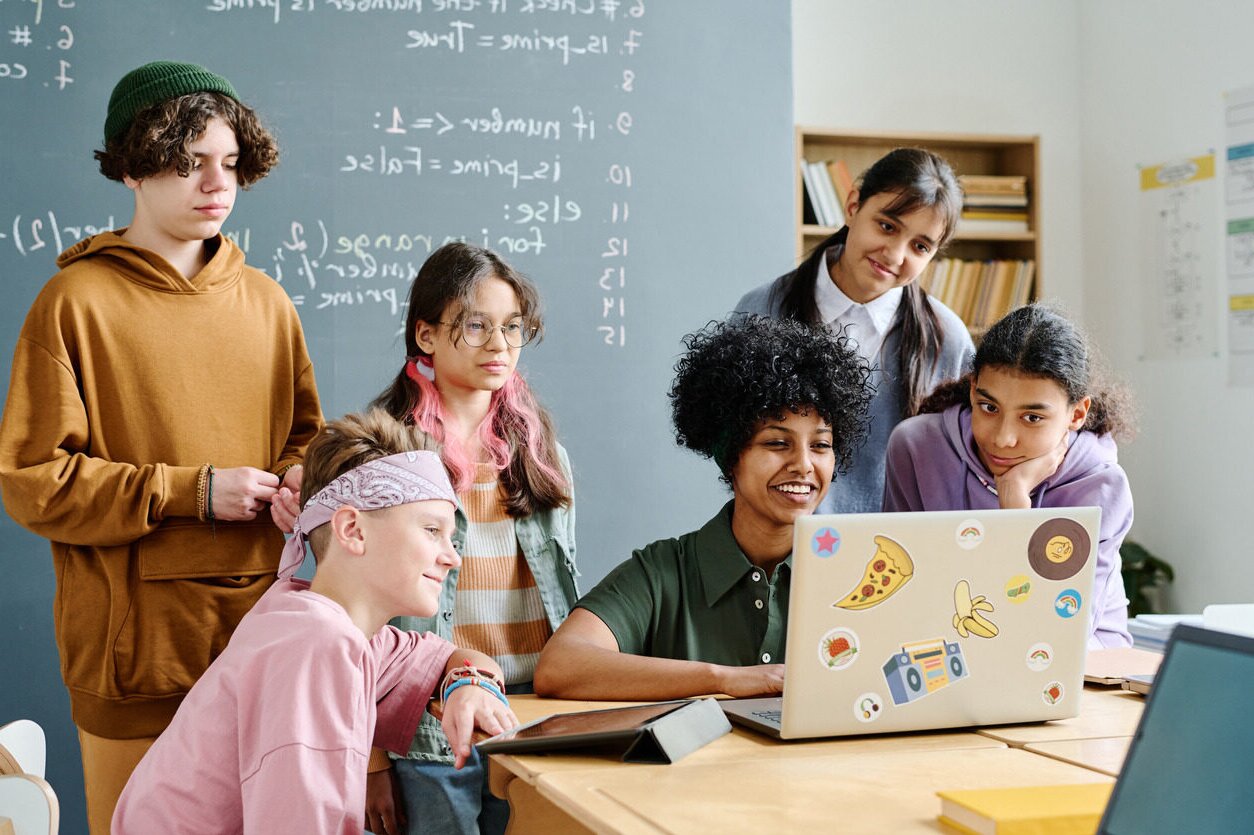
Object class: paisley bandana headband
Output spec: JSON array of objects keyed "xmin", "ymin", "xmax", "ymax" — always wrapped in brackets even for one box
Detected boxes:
[{"xmin": 278, "ymin": 450, "xmax": 456, "ymax": 579}]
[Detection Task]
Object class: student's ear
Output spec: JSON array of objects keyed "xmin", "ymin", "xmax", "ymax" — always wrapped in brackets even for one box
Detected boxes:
[
  {"xmin": 122, "ymin": 173, "xmax": 141, "ymax": 191},
  {"xmin": 843, "ymin": 191, "xmax": 860, "ymax": 223},
  {"xmin": 1068, "ymin": 396, "xmax": 1091, "ymax": 431},
  {"xmin": 414, "ymin": 320, "xmax": 440, "ymax": 355},
  {"xmin": 329, "ymin": 506, "xmax": 367, "ymax": 555}
]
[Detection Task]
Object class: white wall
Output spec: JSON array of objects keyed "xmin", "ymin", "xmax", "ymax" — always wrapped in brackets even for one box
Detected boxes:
[
  {"xmin": 792, "ymin": 0, "xmax": 1085, "ymax": 310},
  {"xmin": 1078, "ymin": 0, "xmax": 1254, "ymax": 611},
  {"xmin": 794, "ymin": 0, "xmax": 1254, "ymax": 611}
]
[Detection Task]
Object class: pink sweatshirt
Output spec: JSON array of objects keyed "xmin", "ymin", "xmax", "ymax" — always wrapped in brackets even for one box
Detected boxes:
[{"xmin": 113, "ymin": 579, "xmax": 454, "ymax": 833}]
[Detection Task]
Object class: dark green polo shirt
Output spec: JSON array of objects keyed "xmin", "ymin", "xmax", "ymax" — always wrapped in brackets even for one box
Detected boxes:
[{"xmin": 577, "ymin": 501, "xmax": 789, "ymax": 666}]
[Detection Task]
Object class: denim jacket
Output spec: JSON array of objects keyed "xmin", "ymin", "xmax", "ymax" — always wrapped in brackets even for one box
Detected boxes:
[{"xmin": 392, "ymin": 445, "xmax": 579, "ymax": 762}]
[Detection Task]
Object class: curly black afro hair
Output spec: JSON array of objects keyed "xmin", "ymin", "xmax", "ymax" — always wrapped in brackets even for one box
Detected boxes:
[{"xmin": 669, "ymin": 315, "xmax": 873, "ymax": 483}]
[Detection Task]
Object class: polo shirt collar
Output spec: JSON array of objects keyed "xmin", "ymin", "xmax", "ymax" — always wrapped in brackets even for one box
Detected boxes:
[{"xmin": 695, "ymin": 501, "xmax": 790, "ymax": 607}]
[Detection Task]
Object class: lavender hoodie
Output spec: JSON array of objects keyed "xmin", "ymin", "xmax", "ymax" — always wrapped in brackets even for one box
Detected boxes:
[{"xmin": 883, "ymin": 404, "xmax": 1133, "ymax": 648}]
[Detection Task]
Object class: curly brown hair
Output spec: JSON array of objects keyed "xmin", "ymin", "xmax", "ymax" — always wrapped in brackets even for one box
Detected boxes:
[
  {"xmin": 670, "ymin": 315, "xmax": 874, "ymax": 484},
  {"xmin": 918, "ymin": 304, "xmax": 1136, "ymax": 440},
  {"xmin": 94, "ymin": 91, "xmax": 278, "ymax": 187}
]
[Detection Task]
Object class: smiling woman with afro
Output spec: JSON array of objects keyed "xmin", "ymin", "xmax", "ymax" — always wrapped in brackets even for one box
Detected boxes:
[{"xmin": 536, "ymin": 314, "xmax": 874, "ymax": 701}]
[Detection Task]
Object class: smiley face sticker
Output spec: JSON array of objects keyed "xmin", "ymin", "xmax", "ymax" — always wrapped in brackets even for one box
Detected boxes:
[{"xmin": 1028, "ymin": 518, "xmax": 1091, "ymax": 581}]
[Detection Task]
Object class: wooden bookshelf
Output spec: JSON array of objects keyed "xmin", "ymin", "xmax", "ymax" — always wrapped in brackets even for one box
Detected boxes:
[{"xmin": 796, "ymin": 128, "xmax": 1041, "ymax": 335}]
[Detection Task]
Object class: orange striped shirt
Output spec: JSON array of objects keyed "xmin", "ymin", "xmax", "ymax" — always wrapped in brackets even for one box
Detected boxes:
[{"xmin": 451, "ymin": 463, "xmax": 552, "ymax": 685}]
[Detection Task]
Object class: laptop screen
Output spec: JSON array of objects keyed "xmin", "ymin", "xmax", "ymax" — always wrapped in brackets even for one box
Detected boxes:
[{"xmin": 1099, "ymin": 625, "xmax": 1252, "ymax": 833}]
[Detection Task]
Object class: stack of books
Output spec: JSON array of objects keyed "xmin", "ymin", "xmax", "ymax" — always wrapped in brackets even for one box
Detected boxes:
[
  {"xmin": 937, "ymin": 783, "xmax": 1113, "ymax": 834},
  {"xmin": 958, "ymin": 174, "xmax": 1029, "ymax": 234},
  {"xmin": 919, "ymin": 257, "xmax": 1035, "ymax": 333},
  {"xmin": 1127, "ymin": 614, "xmax": 1203, "ymax": 652},
  {"xmin": 800, "ymin": 158, "xmax": 855, "ymax": 229}
]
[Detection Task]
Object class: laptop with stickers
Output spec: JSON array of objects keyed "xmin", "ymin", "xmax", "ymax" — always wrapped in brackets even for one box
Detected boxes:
[{"xmin": 722, "ymin": 507, "xmax": 1101, "ymax": 739}]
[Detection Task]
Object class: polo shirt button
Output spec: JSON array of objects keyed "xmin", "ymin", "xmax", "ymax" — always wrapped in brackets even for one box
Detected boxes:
[
  {"xmin": 761, "ymin": 653, "xmax": 771, "ymax": 663},
  {"xmin": 442, "ymin": 611, "xmax": 453, "ymax": 621},
  {"xmin": 751, "ymin": 571, "xmax": 761, "ymax": 582},
  {"xmin": 754, "ymin": 599, "xmax": 764, "ymax": 610}
]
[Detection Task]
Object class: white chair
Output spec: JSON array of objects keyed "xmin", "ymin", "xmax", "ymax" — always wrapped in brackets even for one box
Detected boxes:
[
  {"xmin": 0, "ymin": 774, "xmax": 58, "ymax": 835},
  {"xmin": 0, "ymin": 722, "xmax": 55, "ymax": 835},
  {"xmin": 0, "ymin": 722, "xmax": 45, "ymax": 778}
]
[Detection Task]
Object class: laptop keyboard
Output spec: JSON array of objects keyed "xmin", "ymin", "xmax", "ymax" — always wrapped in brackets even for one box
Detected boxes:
[{"xmin": 751, "ymin": 709, "xmax": 782, "ymax": 725}]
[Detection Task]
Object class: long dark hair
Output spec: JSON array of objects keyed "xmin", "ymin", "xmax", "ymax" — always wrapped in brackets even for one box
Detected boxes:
[
  {"xmin": 371, "ymin": 242, "xmax": 570, "ymax": 516},
  {"xmin": 770, "ymin": 147, "xmax": 963, "ymax": 416},
  {"xmin": 919, "ymin": 304, "xmax": 1133, "ymax": 438}
]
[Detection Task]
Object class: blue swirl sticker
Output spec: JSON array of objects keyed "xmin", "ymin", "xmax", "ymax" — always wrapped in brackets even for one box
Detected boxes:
[
  {"xmin": 811, "ymin": 527, "xmax": 841, "ymax": 557},
  {"xmin": 1054, "ymin": 589, "xmax": 1082, "ymax": 618}
]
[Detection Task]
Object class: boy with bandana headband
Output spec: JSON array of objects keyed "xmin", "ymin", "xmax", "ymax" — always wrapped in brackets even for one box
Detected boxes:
[{"xmin": 113, "ymin": 410, "xmax": 516, "ymax": 833}]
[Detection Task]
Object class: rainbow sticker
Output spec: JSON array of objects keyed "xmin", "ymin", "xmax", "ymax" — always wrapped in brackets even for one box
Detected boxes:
[
  {"xmin": 1042, "ymin": 680, "xmax": 1065, "ymax": 705},
  {"xmin": 1054, "ymin": 589, "xmax": 1083, "ymax": 619},
  {"xmin": 955, "ymin": 518, "xmax": 985, "ymax": 550},
  {"xmin": 1026, "ymin": 642, "xmax": 1054, "ymax": 672},
  {"xmin": 811, "ymin": 527, "xmax": 841, "ymax": 557},
  {"xmin": 1005, "ymin": 574, "xmax": 1032, "ymax": 603}
]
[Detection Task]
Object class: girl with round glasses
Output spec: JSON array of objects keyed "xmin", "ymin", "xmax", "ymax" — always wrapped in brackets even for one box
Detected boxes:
[{"xmin": 366, "ymin": 242, "xmax": 577, "ymax": 835}]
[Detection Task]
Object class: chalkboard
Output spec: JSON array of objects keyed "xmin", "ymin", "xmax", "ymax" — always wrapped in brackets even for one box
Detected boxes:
[{"xmin": 0, "ymin": 3, "xmax": 793, "ymax": 829}]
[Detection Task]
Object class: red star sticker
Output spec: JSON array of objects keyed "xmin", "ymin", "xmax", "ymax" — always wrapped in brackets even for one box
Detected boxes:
[{"xmin": 815, "ymin": 529, "xmax": 839, "ymax": 554}]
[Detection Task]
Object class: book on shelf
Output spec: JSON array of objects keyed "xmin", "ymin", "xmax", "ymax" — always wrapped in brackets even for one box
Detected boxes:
[
  {"xmin": 958, "ymin": 173, "xmax": 1028, "ymax": 195},
  {"xmin": 799, "ymin": 160, "xmax": 820, "ymax": 226},
  {"xmin": 810, "ymin": 161, "xmax": 844, "ymax": 227},
  {"xmin": 827, "ymin": 158, "xmax": 855, "ymax": 206},
  {"xmin": 937, "ymin": 783, "xmax": 1113, "ymax": 835},
  {"xmin": 922, "ymin": 258, "xmax": 1035, "ymax": 330},
  {"xmin": 958, "ymin": 217, "xmax": 1029, "ymax": 234},
  {"xmin": 964, "ymin": 193, "xmax": 1029, "ymax": 208}
]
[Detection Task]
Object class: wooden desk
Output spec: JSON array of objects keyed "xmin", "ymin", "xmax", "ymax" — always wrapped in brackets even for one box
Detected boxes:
[
  {"xmin": 538, "ymin": 747, "xmax": 1110, "ymax": 834},
  {"xmin": 487, "ymin": 697, "xmax": 1102, "ymax": 834},
  {"xmin": 975, "ymin": 686, "xmax": 1144, "ymax": 746},
  {"xmin": 1023, "ymin": 736, "xmax": 1133, "ymax": 777}
]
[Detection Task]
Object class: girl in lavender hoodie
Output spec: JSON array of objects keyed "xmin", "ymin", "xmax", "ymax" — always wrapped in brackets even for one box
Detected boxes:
[{"xmin": 883, "ymin": 304, "xmax": 1134, "ymax": 648}]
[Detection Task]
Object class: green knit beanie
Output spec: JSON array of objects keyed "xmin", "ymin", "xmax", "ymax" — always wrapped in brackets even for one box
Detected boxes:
[{"xmin": 104, "ymin": 61, "xmax": 238, "ymax": 143}]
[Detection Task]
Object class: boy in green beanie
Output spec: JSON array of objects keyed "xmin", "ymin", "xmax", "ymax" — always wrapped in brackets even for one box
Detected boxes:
[{"xmin": 0, "ymin": 60, "xmax": 323, "ymax": 833}]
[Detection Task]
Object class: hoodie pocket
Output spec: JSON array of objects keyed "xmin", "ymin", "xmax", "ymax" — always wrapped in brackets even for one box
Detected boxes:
[{"xmin": 113, "ymin": 521, "xmax": 279, "ymax": 696}]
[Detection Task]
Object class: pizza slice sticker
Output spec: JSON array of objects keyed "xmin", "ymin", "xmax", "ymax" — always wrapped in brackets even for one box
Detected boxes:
[{"xmin": 832, "ymin": 535, "xmax": 914, "ymax": 610}]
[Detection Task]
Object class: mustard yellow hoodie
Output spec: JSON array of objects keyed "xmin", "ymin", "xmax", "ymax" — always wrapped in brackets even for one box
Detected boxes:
[{"xmin": 0, "ymin": 232, "xmax": 323, "ymax": 737}]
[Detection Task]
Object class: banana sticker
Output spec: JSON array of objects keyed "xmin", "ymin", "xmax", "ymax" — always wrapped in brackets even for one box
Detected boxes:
[{"xmin": 953, "ymin": 579, "xmax": 999, "ymax": 639}]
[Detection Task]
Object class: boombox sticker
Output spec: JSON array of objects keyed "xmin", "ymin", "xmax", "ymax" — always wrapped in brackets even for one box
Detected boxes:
[
  {"xmin": 817, "ymin": 627, "xmax": 859, "ymax": 670},
  {"xmin": 1027, "ymin": 518, "xmax": 1091, "ymax": 581},
  {"xmin": 881, "ymin": 637, "xmax": 969, "ymax": 706},
  {"xmin": 811, "ymin": 527, "xmax": 841, "ymax": 557}
]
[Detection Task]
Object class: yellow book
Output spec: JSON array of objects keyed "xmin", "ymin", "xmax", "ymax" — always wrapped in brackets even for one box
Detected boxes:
[{"xmin": 937, "ymin": 783, "xmax": 1113, "ymax": 835}]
